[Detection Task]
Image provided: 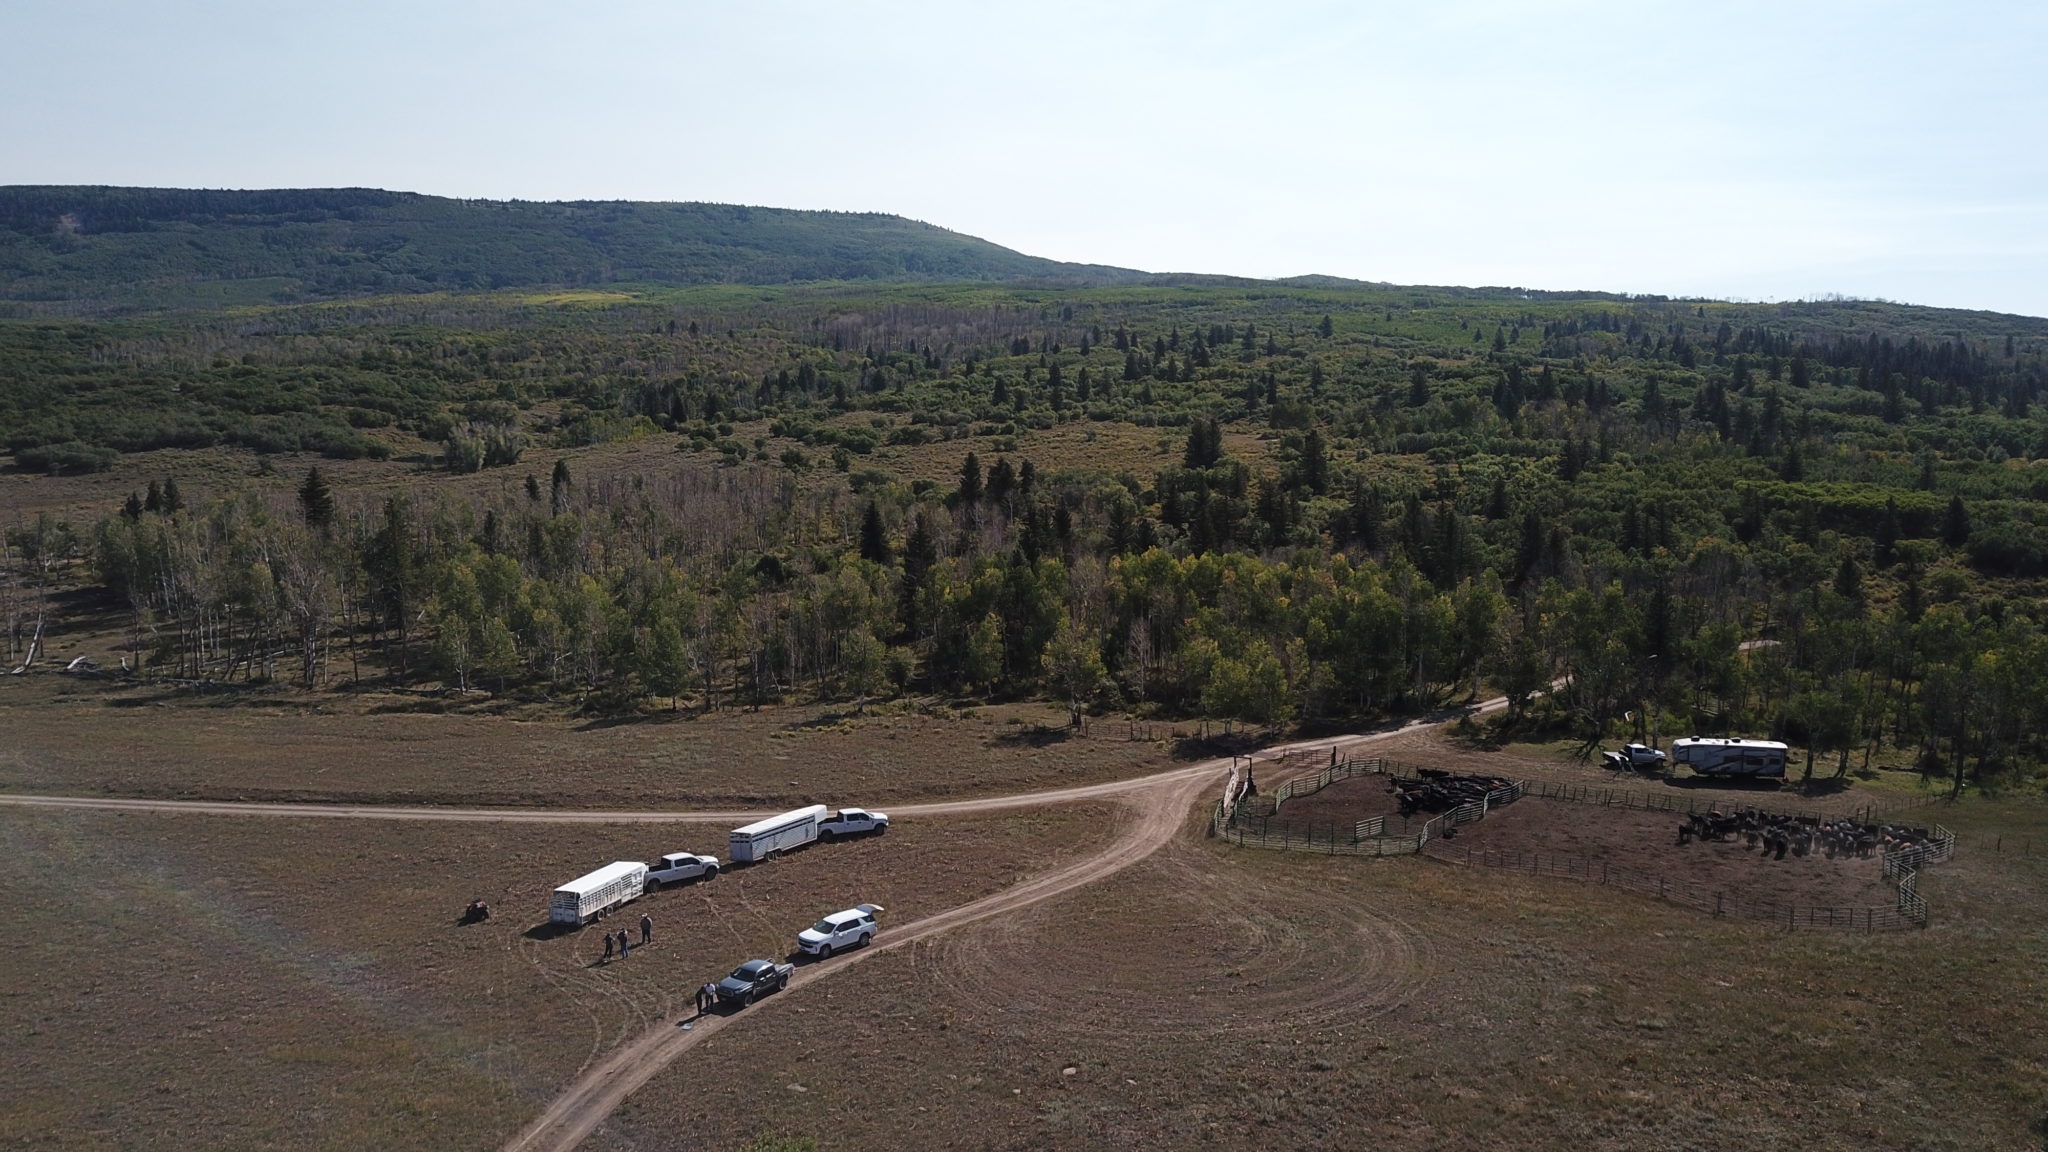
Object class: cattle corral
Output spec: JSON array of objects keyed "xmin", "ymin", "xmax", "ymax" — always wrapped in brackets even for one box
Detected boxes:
[{"xmin": 1221, "ymin": 755, "xmax": 1955, "ymax": 932}]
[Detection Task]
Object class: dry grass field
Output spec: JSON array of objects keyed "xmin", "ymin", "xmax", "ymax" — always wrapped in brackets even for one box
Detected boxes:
[
  {"xmin": 0, "ymin": 674, "xmax": 1174, "ymax": 807},
  {"xmin": 0, "ymin": 802, "xmax": 1115, "ymax": 1150}
]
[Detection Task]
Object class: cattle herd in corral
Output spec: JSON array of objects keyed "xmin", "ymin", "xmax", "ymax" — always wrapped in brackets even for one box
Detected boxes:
[
  {"xmin": 1389, "ymin": 769, "xmax": 1516, "ymax": 817},
  {"xmin": 1674, "ymin": 808, "xmax": 1940, "ymax": 862}
]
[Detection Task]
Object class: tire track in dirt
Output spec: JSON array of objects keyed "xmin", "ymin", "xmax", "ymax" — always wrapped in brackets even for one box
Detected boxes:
[{"xmin": 914, "ymin": 844, "xmax": 1432, "ymax": 1039}]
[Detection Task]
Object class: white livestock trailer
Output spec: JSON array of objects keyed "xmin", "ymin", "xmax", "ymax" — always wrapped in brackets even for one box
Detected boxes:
[
  {"xmin": 549, "ymin": 861, "xmax": 649, "ymax": 926},
  {"xmin": 729, "ymin": 804, "xmax": 829, "ymax": 864}
]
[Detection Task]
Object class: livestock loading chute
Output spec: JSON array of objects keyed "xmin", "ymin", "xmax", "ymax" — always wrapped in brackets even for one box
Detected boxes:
[
  {"xmin": 729, "ymin": 804, "xmax": 829, "ymax": 864},
  {"xmin": 548, "ymin": 861, "xmax": 650, "ymax": 926},
  {"xmin": 1669, "ymin": 737, "xmax": 1790, "ymax": 779}
]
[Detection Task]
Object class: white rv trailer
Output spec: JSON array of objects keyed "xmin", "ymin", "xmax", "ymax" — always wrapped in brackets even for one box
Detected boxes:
[
  {"xmin": 1669, "ymin": 737, "xmax": 1790, "ymax": 779},
  {"xmin": 729, "ymin": 804, "xmax": 829, "ymax": 864},
  {"xmin": 548, "ymin": 861, "xmax": 649, "ymax": 926}
]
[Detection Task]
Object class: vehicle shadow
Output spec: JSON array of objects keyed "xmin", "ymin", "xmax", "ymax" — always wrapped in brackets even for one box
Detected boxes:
[{"xmin": 1667, "ymin": 776, "xmax": 1788, "ymax": 793}]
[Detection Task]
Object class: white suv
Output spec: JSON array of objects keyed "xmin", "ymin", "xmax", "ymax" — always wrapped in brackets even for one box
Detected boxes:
[{"xmin": 796, "ymin": 904, "xmax": 881, "ymax": 958}]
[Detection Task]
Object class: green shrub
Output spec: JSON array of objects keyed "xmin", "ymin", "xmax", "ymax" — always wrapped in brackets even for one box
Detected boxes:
[{"xmin": 14, "ymin": 440, "xmax": 117, "ymax": 474}]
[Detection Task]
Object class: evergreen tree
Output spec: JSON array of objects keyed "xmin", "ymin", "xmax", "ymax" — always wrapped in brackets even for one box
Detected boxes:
[
  {"xmin": 958, "ymin": 452, "xmax": 983, "ymax": 506},
  {"xmin": 299, "ymin": 466, "xmax": 336, "ymax": 535},
  {"xmin": 1297, "ymin": 428, "xmax": 1328, "ymax": 495},
  {"xmin": 550, "ymin": 459, "xmax": 571, "ymax": 516},
  {"xmin": 1833, "ymin": 553, "xmax": 1863, "ymax": 602},
  {"xmin": 859, "ymin": 501, "xmax": 890, "ymax": 565},
  {"xmin": 987, "ymin": 457, "xmax": 1017, "ymax": 510},
  {"xmin": 1943, "ymin": 495, "xmax": 1971, "ymax": 547}
]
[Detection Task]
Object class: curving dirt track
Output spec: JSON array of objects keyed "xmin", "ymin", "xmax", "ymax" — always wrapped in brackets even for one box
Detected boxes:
[{"xmin": 914, "ymin": 842, "xmax": 1433, "ymax": 1040}]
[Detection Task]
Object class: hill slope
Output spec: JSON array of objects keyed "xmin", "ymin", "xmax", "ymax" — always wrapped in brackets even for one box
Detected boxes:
[{"xmin": 0, "ymin": 186, "xmax": 1146, "ymax": 307}]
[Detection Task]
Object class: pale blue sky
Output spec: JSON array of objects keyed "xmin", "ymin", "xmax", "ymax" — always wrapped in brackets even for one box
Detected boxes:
[{"xmin": 4, "ymin": 1, "xmax": 2044, "ymax": 316}]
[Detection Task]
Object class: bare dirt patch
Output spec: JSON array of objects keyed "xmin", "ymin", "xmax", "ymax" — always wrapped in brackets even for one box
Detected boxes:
[
  {"xmin": 0, "ymin": 801, "xmax": 1112, "ymax": 1150},
  {"xmin": 1262, "ymin": 771, "xmax": 1425, "ymax": 832}
]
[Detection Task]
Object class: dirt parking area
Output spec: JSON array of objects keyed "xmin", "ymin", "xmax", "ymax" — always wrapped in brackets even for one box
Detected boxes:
[{"xmin": 0, "ymin": 801, "xmax": 1113, "ymax": 1150}]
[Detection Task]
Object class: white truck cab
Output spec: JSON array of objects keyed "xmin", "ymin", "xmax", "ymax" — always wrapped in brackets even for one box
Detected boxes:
[
  {"xmin": 818, "ymin": 808, "xmax": 889, "ymax": 839},
  {"xmin": 797, "ymin": 903, "xmax": 881, "ymax": 958},
  {"xmin": 645, "ymin": 852, "xmax": 719, "ymax": 890}
]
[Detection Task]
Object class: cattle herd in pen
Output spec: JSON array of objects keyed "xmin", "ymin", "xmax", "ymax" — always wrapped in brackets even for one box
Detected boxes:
[
  {"xmin": 1389, "ymin": 769, "xmax": 1516, "ymax": 818},
  {"xmin": 1674, "ymin": 808, "xmax": 1941, "ymax": 862},
  {"xmin": 1381, "ymin": 769, "xmax": 1943, "ymax": 867}
]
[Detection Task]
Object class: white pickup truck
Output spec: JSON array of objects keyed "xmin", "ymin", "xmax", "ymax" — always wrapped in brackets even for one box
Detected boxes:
[
  {"xmin": 817, "ymin": 808, "xmax": 889, "ymax": 840},
  {"xmin": 644, "ymin": 852, "xmax": 719, "ymax": 891},
  {"xmin": 1602, "ymin": 743, "xmax": 1668, "ymax": 771}
]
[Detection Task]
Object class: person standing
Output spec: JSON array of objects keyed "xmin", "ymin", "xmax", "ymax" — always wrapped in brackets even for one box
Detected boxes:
[
  {"xmin": 602, "ymin": 933, "xmax": 614, "ymax": 963},
  {"xmin": 640, "ymin": 913, "xmax": 653, "ymax": 946},
  {"xmin": 618, "ymin": 929, "xmax": 630, "ymax": 959}
]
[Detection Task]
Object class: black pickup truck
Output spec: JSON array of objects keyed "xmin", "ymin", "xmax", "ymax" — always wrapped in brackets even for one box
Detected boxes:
[{"xmin": 715, "ymin": 959, "xmax": 793, "ymax": 1007}]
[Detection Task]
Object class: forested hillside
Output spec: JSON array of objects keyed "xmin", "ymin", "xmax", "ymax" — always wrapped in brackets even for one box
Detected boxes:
[
  {"xmin": 0, "ymin": 187, "xmax": 1143, "ymax": 309},
  {"xmin": 6, "ymin": 265, "xmax": 2048, "ymax": 796}
]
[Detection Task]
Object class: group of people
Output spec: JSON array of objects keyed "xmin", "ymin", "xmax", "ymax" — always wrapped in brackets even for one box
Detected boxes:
[{"xmin": 600, "ymin": 913, "xmax": 655, "ymax": 962}]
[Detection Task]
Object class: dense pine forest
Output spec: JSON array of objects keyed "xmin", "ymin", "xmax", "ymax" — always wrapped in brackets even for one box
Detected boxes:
[{"xmin": 5, "ymin": 190, "xmax": 2048, "ymax": 797}]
